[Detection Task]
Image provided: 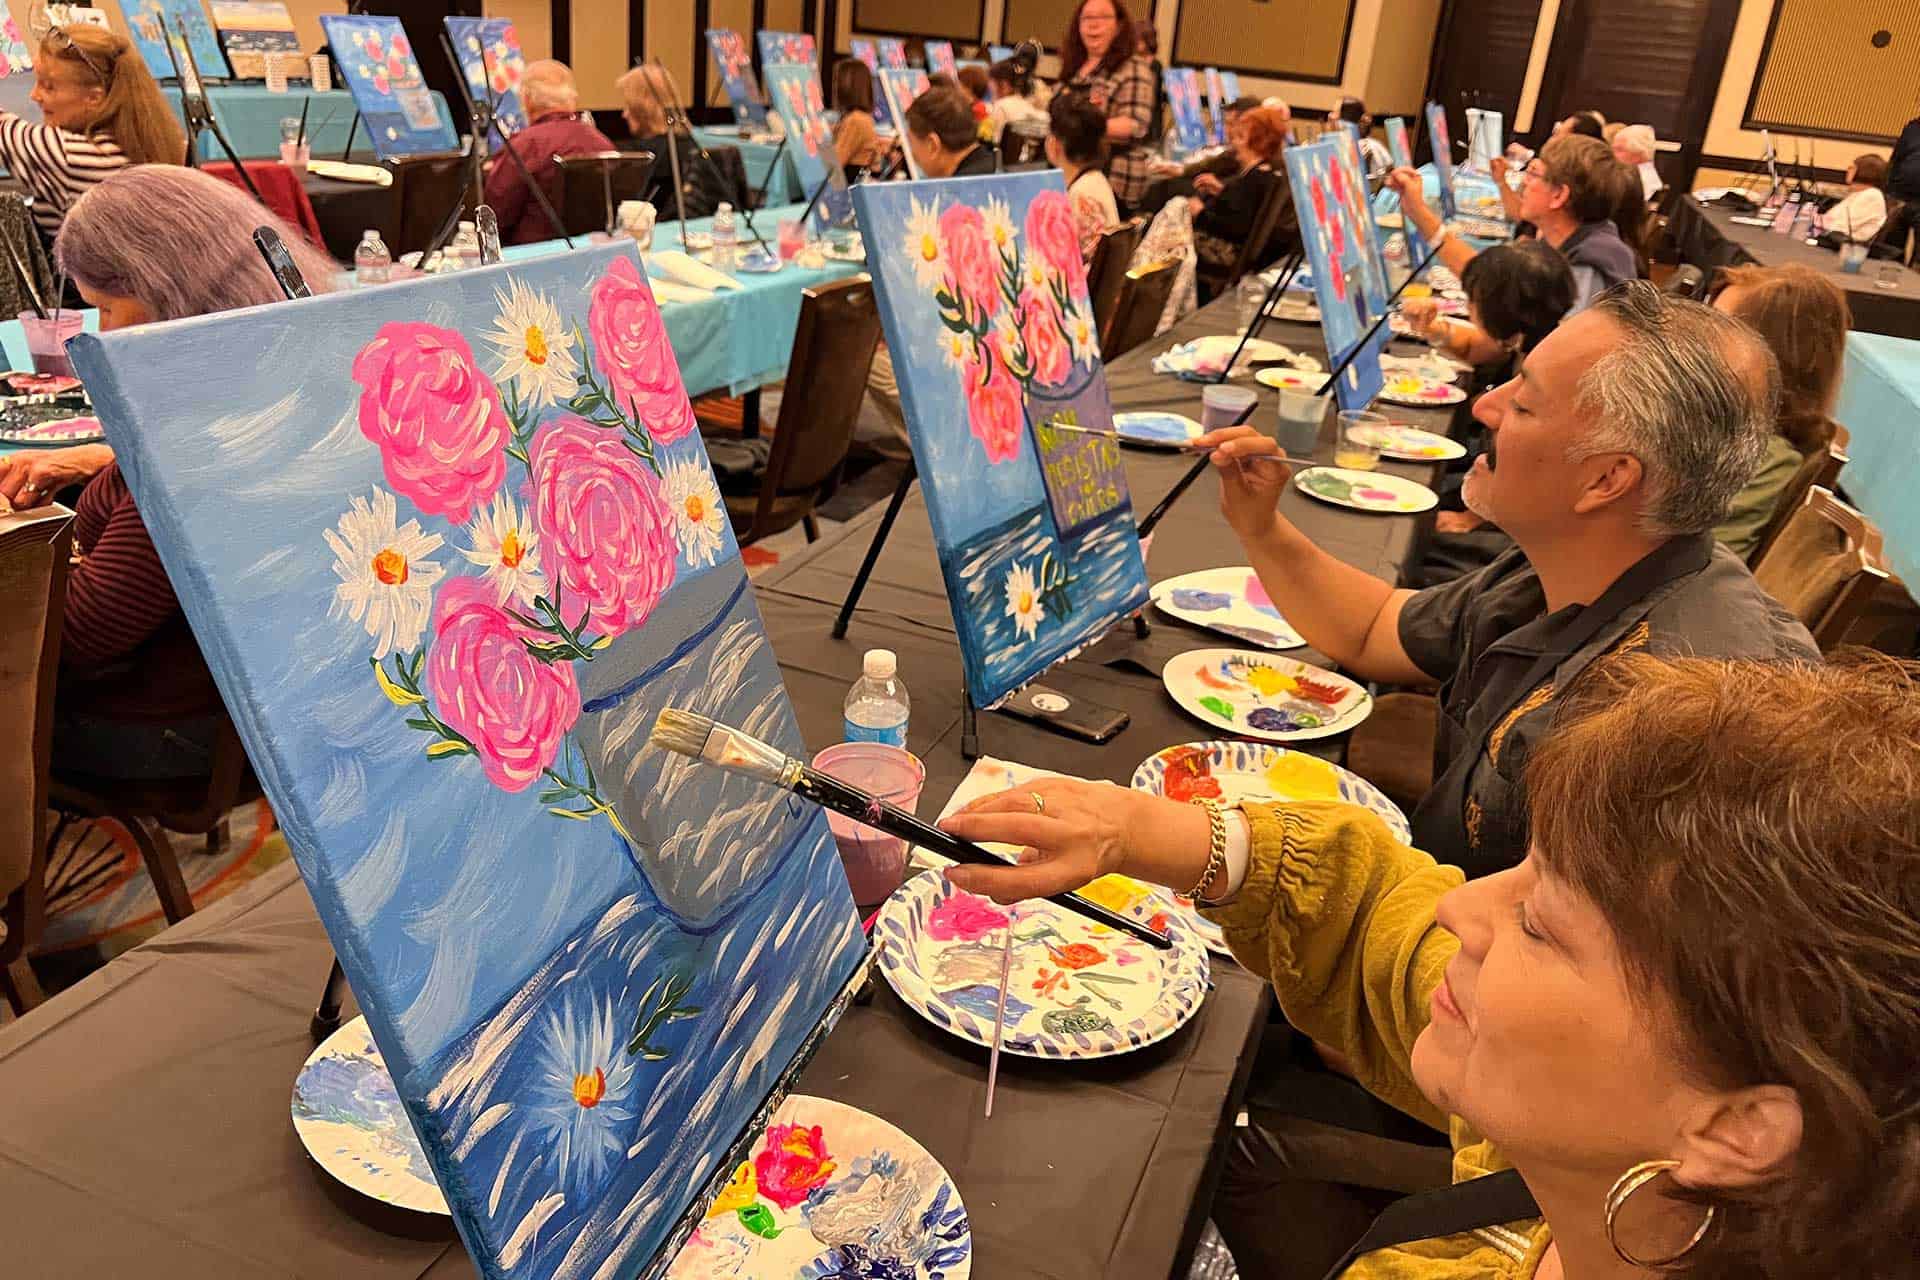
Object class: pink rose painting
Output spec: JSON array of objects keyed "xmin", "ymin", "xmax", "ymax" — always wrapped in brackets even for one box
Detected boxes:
[
  {"xmin": 964, "ymin": 356, "xmax": 1025, "ymax": 464},
  {"xmin": 525, "ymin": 416, "xmax": 677, "ymax": 638},
  {"xmin": 1024, "ymin": 191, "xmax": 1082, "ymax": 289},
  {"xmin": 352, "ymin": 322, "xmax": 510, "ymax": 523},
  {"xmin": 588, "ymin": 257, "xmax": 698, "ymax": 446},
  {"xmin": 1020, "ymin": 290, "xmax": 1071, "ymax": 387},
  {"xmin": 940, "ymin": 204, "xmax": 1000, "ymax": 323},
  {"xmin": 927, "ymin": 890, "xmax": 1010, "ymax": 942},
  {"xmin": 425, "ymin": 576, "xmax": 581, "ymax": 792},
  {"xmin": 372, "ymin": 70, "xmax": 391, "ymax": 94}
]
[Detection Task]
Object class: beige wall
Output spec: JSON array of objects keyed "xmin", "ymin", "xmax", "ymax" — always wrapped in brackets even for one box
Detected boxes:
[{"xmin": 487, "ymin": 0, "xmax": 552, "ymax": 63}]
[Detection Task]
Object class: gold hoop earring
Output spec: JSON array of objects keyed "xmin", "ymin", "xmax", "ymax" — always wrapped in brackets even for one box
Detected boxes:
[{"xmin": 1604, "ymin": 1159, "xmax": 1716, "ymax": 1268}]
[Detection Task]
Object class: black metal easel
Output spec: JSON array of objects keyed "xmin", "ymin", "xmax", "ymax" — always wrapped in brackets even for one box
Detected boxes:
[
  {"xmin": 636, "ymin": 57, "xmax": 773, "ymax": 253},
  {"xmin": 166, "ymin": 20, "xmax": 264, "ymax": 206}
]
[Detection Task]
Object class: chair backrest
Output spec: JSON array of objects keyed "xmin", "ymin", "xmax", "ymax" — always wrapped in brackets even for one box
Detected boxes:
[
  {"xmin": 1001, "ymin": 126, "xmax": 1048, "ymax": 168},
  {"xmin": 1662, "ymin": 263, "xmax": 1705, "ymax": 297},
  {"xmin": 0, "ymin": 508, "xmax": 73, "ymax": 954},
  {"xmin": 1101, "ymin": 256, "xmax": 1181, "ymax": 359},
  {"xmin": 1747, "ymin": 436, "xmax": 1848, "ymax": 566},
  {"xmin": 1753, "ymin": 486, "xmax": 1889, "ymax": 650},
  {"xmin": 1869, "ymin": 195, "xmax": 1911, "ymax": 261},
  {"xmin": 1223, "ymin": 174, "xmax": 1291, "ymax": 288},
  {"xmin": 392, "ymin": 154, "xmax": 474, "ymax": 257},
  {"xmin": 741, "ymin": 275, "xmax": 884, "ymax": 543},
  {"xmin": 554, "ymin": 151, "xmax": 657, "ymax": 237},
  {"xmin": 1086, "ymin": 216, "xmax": 1145, "ymax": 345}
]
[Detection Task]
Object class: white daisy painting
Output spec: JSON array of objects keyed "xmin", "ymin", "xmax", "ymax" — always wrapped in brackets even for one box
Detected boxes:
[
  {"xmin": 485, "ymin": 277, "xmax": 579, "ymax": 409},
  {"xmin": 324, "ymin": 488, "xmax": 445, "ymax": 656},
  {"xmin": 459, "ymin": 492, "xmax": 547, "ymax": 607},
  {"xmin": 903, "ymin": 195, "xmax": 945, "ymax": 289},
  {"xmin": 1003, "ymin": 560, "xmax": 1041, "ymax": 641},
  {"xmin": 664, "ymin": 456, "xmax": 726, "ymax": 567},
  {"xmin": 530, "ymin": 993, "xmax": 638, "ymax": 1198},
  {"xmin": 982, "ymin": 195, "xmax": 1017, "ymax": 255}
]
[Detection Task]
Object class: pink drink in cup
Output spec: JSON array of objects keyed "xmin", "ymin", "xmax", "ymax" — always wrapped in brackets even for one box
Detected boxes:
[
  {"xmin": 811, "ymin": 742, "xmax": 926, "ymax": 909},
  {"xmin": 18, "ymin": 311, "xmax": 82, "ymax": 379},
  {"xmin": 778, "ymin": 218, "xmax": 806, "ymax": 261}
]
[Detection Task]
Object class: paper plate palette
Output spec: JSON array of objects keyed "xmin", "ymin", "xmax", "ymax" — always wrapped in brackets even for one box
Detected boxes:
[
  {"xmin": 1162, "ymin": 648, "xmax": 1372, "ymax": 741},
  {"xmin": 1344, "ymin": 422, "xmax": 1466, "ymax": 461},
  {"xmin": 735, "ymin": 248, "xmax": 782, "ymax": 273},
  {"xmin": 876, "ymin": 871, "xmax": 1210, "ymax": 1059},
  {"xmin": 1254, "ymin": 366, "xmax": 1328, "ymax": 393},
  {"xmin": 1379, "ymin": 353, "xmax": 1467, "ymax": 383},
  {"xmin": 291, "ymin": 1015, "xmax": 450, "ymax": 1215},
  {"xmin": 1132, "ymin": 741, "xmax": 1411, "ymax": 842},
  {"xmin": 0, "ymin": 414, "xmax": 104, "ymax": 445},
  {"xmin": 1113, "ymin": 411, "xmax": 1203, "ymax": 449},
  {"xmin": 1272, "ymin": 297, "xmax": 1321, "ymax": 323},
  {"xmin": 665, "ymin": 1094, "xmax": 972, "ymax": 1279},
  {"xmin": 1150, "ymin": 566, "xmax": 1305, "ymax": 649},
  {"xmin": 1377, "ymin": 375, "xmax": 1466, "ymax": 407},
  {"xmin": 1295, "ymin": 467, "xmax": 1439, "ymax": 514}
]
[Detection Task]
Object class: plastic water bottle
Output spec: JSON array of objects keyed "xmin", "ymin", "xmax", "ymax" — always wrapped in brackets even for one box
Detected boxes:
[
  {"xmin": 843, "ymin": 649, "xmax": 909, "ymax": 747},
  {"xmin": 452, "ymin": 220, "xmax": 482, "ymax": 271},
  {"xmin": 711, "ymin": 202, "xmax": 738, "ymax": 271},
  {"xmin": 354, "ymin": 229, "xmax": 392, "ymax": 285}
]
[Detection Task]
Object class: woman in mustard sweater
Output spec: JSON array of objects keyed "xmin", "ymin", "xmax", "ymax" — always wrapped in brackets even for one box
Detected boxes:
[{"xmin": 943, "ymin": 653, "xmax": 1920, "ymax": 1280}]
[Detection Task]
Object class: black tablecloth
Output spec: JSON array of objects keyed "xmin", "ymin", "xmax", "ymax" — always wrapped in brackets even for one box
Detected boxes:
[
  {"xmin": 304, "ymin": 172, "xmax": 402, "ymax": 263},
  {"xmin": 1670, "ymin": 196, "xmax": 1920, "ymax": 339},
  {"xmin": 0, "ymin": 292, "xmax": 1458, "ymax": 1279}
]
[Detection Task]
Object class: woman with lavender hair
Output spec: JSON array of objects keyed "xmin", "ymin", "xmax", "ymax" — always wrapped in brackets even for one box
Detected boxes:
[{"xmin": 0, "ymin": 166, "xmax": 335, "ymax": 776}]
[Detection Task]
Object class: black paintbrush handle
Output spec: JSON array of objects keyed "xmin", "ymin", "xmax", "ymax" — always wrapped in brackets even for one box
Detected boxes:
[
  {"xmin": 795, "ymin": 766, "xmax": 1173, "ymax": 950},
  {"xmin": 1135, "ymin": 396, "xmax": 1258, "ymax": 539}
]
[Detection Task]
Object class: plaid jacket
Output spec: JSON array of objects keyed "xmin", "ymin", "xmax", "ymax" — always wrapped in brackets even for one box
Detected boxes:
[{"xmin": 1067, "ymin": 55, "xmax": 1156, "ymax": 207}]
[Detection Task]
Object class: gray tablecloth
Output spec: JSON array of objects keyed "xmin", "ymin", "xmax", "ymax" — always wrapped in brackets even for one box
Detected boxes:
[
  {"xmin": 0, "ymin": 292, "xmax": 1459, "ymax": 1280},
  {"xmin": 1670, "ymin": 196, "xmax": 1920, "ymax": 339}
]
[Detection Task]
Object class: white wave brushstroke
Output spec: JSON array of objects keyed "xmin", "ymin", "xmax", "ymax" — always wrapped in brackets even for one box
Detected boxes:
[
  {"xmin": 313, "ymin": 756, "xmax": 367, "ymax": 827},
  {"xmin": 501, "ymin": 1192, "xmax": 566, "ymax": 1269},
  {"xmin": 336, "ymin": 806, "xmax": 407, "ymax": 920}
]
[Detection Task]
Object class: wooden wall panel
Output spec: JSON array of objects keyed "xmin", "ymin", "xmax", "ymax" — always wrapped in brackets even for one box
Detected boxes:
[
  {"xmin": 1174, "ymin": 0, "xmax": 1353, "ymax": 83},
  {"xmin": 1745, "ymin": 0, "xmax": 1920, "ymax": 143}
]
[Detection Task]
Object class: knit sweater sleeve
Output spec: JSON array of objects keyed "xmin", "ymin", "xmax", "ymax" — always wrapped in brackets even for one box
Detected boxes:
[
  {"xmin": 1203, "ymin": 801, "xmax": 1461, "ymax": 1129},
  {"xmin": 61, "ymin": 465, "xmax": 182, "ymax": 670}
]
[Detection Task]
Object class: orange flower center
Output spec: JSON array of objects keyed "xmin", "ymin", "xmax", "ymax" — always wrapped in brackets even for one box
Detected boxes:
[
  {"xmin": 572, "ymin": 1066, "xmax": 606, "ymax": 1108},
  {"xmin": 1017, "ymin": 589, "xmax": 1034, "ymax": 614},
  {"xmin": 372, "ymin": 548, "xmax": 408, "ymax": 585},
  {"xmin": 524, "ymin": 324, "xmax": 549, "ymax": 365},
  {"xmin": 684, "ymin": 493, "xmax": 706, "ymax": 523},
  {"xmin": 918, "ymin": 233, "xmax": 939, "ymax": 263},
  {"xmin": 499, "ymin": 528, "xmax": 525, "ymax": 568}
]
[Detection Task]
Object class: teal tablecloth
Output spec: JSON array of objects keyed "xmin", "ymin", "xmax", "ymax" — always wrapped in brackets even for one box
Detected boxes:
[
  {"xmin": 1834, "ymin": 331, "xmax": 1920, "ymax": 585},
  {"xmin": 692, "ymin": 126, "xmax": 801, "ymax": 205},
  {"xmin": 504, "ymin": 202, "xmax": 862, "ymax": 398},
  {"xmin": 178, "ymin": 87, "xmax": 457, "ymax": 162}
]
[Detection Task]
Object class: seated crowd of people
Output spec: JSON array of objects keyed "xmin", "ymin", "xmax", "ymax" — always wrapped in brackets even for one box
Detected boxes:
[{"xmin": 0, "ymin": 11, "xmax": 1915, "ymax": 1280}]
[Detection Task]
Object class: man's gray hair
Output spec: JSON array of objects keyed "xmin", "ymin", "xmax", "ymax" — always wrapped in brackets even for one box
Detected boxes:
[{"xmin": 1569, "ymin": 280, "xmax": 1780, "ymax": 538}]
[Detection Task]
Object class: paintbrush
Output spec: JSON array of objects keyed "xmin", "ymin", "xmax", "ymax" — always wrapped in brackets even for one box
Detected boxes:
[
  {"xmin": 649, "ymin": 709, "xmax": 1173, "ymax": 950},
  {"xmin": 985, "ymin": 924, "xmax": 1013, "ymax": 1117},
  {"xmin": 1134, "ymin": 394, "xmax": 1262, "ymax": 539},
  {"xmin": 1041, "ymin": 420, "xmax": 1216, "ymax": 453},
  {"xmin": 295, "ymin": 95, "xmax": 311, "ymax": 148}
]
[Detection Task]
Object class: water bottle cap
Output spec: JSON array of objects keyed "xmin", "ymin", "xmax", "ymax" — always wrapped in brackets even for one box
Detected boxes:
[
  {"xmin": 717, "ymin": 202, "xmax": 734, "ymax": 214},
  {"xmin": 863, "ymin": 649, "xmax": 896, "ymax": 680}
]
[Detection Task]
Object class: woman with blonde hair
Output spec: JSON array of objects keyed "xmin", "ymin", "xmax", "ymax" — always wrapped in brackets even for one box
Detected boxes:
[
  {"xmin": 0, "ymin": 25, "xmax": 185, "ymax": 241},
  {"xmin": 1709, "ymin": 263, "xmax": 1850, "ymax": 558}
]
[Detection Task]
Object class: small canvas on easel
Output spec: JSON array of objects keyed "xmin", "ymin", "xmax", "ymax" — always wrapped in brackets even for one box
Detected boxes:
[
  {"xmin": 1383, "ymin": 117, "xmax": 1433, "ymax": 267},
  {"xmin": 444, "ymin": 17, "xmax": 528, "ymax": 143},
  {"xmin": 854, "ymin": 172, "xmax": 1151, "ymax": 709},
  {"xmin": 210, "ymin": 0, "xmax": 304, "ymax": 81},
  {"xmin": 848, "ymin": 37, "xmax": 892, "ymax": 129},
  {"xmin": 1285, "ymin": 136, "xmax": 1389, "ymax": 411},
  {"xmin": 878, "ymin": 37, "xmax": 907, "ymax": 68},
  {"xmin": 878, "ymin": 68, "xmax": 931, "ymax": 177},
  {"xmin": 321, "ymin": 14, "xmax": 458, "ymax": 161},
  {"xmin": 68, "ymin": 243, "xmax": 867, "ymax": 1280},
  {"xmin": 1425, "ymin": 101, "xmax": 1458, "ymax": 219},
  {"xmin": 704, "ymin": 27, "xmax": 767, "ymax": 131},
  {"xmin": 1202, "ymin": 67, "xmax": 1227, "ymax": 145},
  {"xmin": 926, "ymin": 39, "xmax": 957, "ymax": 77},
  {"xmin": 765, "ymin": 62, "xmax": 850, "ymax": 230},
  {"xmin": 127, "ymin": 0, "xmax": 231, "ymax": 81},
  {"xmin": 756, "ymin": 28, "xmax": 815, "ymax": 68},
  {"xmin": 1465, "ymin": 107, "xmax": 1503, "ymax": 173},
  {"xmin": 1163, "ymin": 68, "xmax": 1206, "ymax": 155}
]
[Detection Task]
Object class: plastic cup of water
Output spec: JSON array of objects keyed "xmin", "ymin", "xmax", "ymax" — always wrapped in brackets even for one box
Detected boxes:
[
  {"xmin": 811, "ymin": 742, "xmax": 926, "ymax": 909},
  {"xmin": 778, "ymin": 218, "xmax": 806, "ymax": 261},
  {"xmin": 1275, "ymin": 386, "xmax": 1326, "ymax": 456},
  {"xmin": 1335, "ymin": 410, "xmax": 1388, "ymax": 470},
  {"xmin": 18, "ymin": 311, "xmax": 83, "ymax": 378},
  {"xmin": 1200, "ymin": 383, "xmax": 1258, "ymax": 432}
]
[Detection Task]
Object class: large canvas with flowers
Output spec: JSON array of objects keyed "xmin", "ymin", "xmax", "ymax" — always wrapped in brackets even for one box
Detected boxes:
[
  {"xmin": 1163, "ymin": 68, "xmax": 1206, "ymax": 155},
  {"xmin": 764, "ymin": 62, "xmax": 851, "ymax": 229},
  {"xmin": 321, "ymin": 14, "xmax": 459, "ymax": 160},
  {"xmin": 445, "ymin": 17, "xmax": 529, "ymax": 143},
  {"xmin": 1285, "ymin": 137, "xmax": 1389, "ymax": 412},
  {"xmin": 848, "ymin": 38, "xmax": 892, "ymax": 129},
  {"xmin": 853, "ymin": 173, "xmax": 1151, "ymax": 709},
  {"xmin": 67, "ymin": 245, "xmax": 867, "ymax": 1280},
  {"xmin": 756, "ymin": 29, "xmax": 815, "ymax": 69},
  {"xmin": 704, "ymin": 28, "xmax": 767, "ymax": 131},
  {"xmin": 1425, "ymin": 101, "xmax": 1459, "ymax": 219}
]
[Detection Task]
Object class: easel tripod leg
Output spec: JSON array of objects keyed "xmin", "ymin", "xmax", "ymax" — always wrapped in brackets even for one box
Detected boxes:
[{"xmin": 832, "ymin": 462, "xmax": 916, "ymax": 639}]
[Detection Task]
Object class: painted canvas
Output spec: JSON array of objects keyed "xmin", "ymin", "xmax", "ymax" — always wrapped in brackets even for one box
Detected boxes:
[
  {"xmin": 1162, "ymin": 68, "xmax": 1205, "ymax": 155},
  {"xmin": 1382, "ymin": 118, "xmax": 1434, "ymax": 272},
  {"xmin": 878, "ymin": 37, "xmax": 907, "ymax": 68},
  {"xmin": 67, "ymin": 244, "xmax": 867, "ymax": 1280},
  {"xmin": 1285, "ymin": 137, "xmax": 1389, "ymax": 411},
  {"xmin": 444, "ymin": 17, "xmax": 528, "ymax": 143},
  {"xmin": 126, "ymin": 0, "xmax": 231, "ymax": 81},
  {"xmin": 1465, "ymin": 107, "xmax": 1503, "ymax": 172},
  {"xmin": 988, "ymin": 43, "xmax": 1014, "ymax": 61},
  {"xmin": 925, "ymin": 39, "xmax": 956, "ymax": 78},
  {"xmin": 756, "ymin": 29, "xmax": 815, "ymax": 69},
  {"xmin": 853, "ymin": 173, "xmax": 1151, "ymax": 709},
  {"xmin": 704, "ymin": 28, "xmax": 767, "ymax": 131},
  {"xmin": 1219, "ymin": 69, "xmax": 1241, "ymax": 102},
  {"xmin": 0, "ymin": 12, "xmax": 29, "ymax": 119},
  {"xmin": 211, "ymin": 1, "xmax": 303, "ymax": 81},
  {"xmin": 765, "ymin": 62, "xmax": 851, "ymax": 230},
  {"xmin": 1203, "ymin": 67, "xmax": 1227, "ymax": 145},
  {"xmin": 1425, "ymin": 101, "xmax": 1458, "ymax": 219},
  {"xmin": 849, "ymin": 38, "xmax": 892, "ymax": 129},
  {"xmin": 1334, "ymin": 126, "xmax": 1399, "ymax": 282},
  {"xmin": 321, "ymin": 15, "xmax": 458, "ymax": 161},
  {"xmin": 880, "ymin": 68, "xmax": 932, "ymax": 178}
]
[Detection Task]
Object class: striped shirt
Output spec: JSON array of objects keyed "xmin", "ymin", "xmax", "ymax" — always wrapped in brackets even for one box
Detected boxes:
[{"xmin": 0, "ymin": 112, "xmax": 130, "ymax": 240}]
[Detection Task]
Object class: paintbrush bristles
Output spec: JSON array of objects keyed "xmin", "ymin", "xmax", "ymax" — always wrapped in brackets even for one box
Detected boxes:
[{"xmin": 649, "ymin": 708, "xmax": 719, "ymax": 759}]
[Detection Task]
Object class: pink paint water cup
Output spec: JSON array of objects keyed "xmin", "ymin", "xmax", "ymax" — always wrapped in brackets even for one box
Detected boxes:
[
  {"xmin": 18, "ymin": 311, "xmax": 82, "ymax": 379},
  {"xmin": 811, "ymin": 742, "xmax": 926, "ymax": 909},
  {"xmin": 777, "ymin": 218, "xmax": 806, "ymax": 261}
]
